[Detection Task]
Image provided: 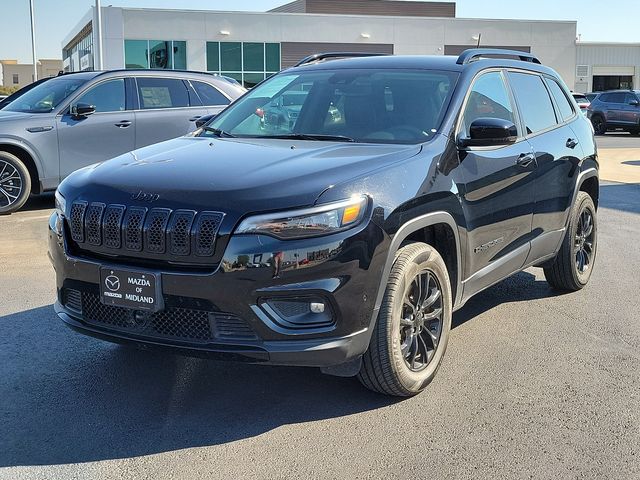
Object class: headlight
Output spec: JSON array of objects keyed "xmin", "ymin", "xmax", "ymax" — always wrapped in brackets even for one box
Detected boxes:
[
  {"xmin": 235, "ymin": 196, "xmax": 368, "ymax": 239},
  {"xmin": 55, "ymin": 190, "xmax": 66, "ymax": 216}
]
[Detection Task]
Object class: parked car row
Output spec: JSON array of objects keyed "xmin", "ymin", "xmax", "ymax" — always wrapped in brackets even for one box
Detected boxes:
[
  {"xmin": 0, "ymin": 70, "xmax": 245, "ymax": 214},
  {"xmin": 584, "ymin": 89, "xmax": 640, "ymax": 135}
]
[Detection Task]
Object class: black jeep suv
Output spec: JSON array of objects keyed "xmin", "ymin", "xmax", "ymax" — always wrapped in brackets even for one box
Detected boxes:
[{"xmin": 50, "ymin": 50, "xmax": 598, "ymax": 396}]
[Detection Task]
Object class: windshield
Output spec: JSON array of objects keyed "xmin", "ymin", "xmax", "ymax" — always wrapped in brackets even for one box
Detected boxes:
[
  {"xmin": 204, "ymin": 68, "xmax": 458, "ymax": 144},
  {"xmin": 3, "ymin": 77, "xmax": 88, "ymax": 113},
  {"xmin": 573, "ymin": 95, "xmax": 589, "ymax": 103}
]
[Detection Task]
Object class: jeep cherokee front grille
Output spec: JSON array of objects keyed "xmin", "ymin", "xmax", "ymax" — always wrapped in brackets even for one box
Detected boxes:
[{"xmin": 68, "ymin": 201, "xmax": 224, "ymax": 264}]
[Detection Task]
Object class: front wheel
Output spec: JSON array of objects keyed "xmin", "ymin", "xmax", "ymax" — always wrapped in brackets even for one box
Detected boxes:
[
  {"xmin": 0, "ymin": 151, "xmax": 31, "ymax": 215},
  {"xmin": 544, "ymin": 191, "xmax": 597, "ymax": 291},
  {"xmin": 358, "ymin": 243, "xmax": 452, "ymax": 396}
]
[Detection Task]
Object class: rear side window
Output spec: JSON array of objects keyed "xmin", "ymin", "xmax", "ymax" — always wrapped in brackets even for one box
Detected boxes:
[
  {"xmin": 607, "ymin": 92, "xmax": 626, "ymax": 104},
  {"xmin": 191, "ymin": 81, "xmax": 230, "ymax": 106},
  {"xmin": 136, "ymin": 77, "xmax": 189, "ymax": 109},
  {"xmin": 461, "ymin": 71, "xmax": 516, "ymax": 137},
  {"xmin": 545, "ymin": 78, "xmax": 574, "ymax": 121},
  {"xmin": 508, "ymin": 72, "xmax": 557, "ymax": 135}
]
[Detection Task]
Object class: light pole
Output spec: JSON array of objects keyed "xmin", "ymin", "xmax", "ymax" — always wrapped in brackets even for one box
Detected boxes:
[
  {"xmin": 29, "ymin": 0, "xmax": 37, "ymax": 81},
  {"xmin": 95, "ymin": 0, "xmax": 103, "ymax": 70}
]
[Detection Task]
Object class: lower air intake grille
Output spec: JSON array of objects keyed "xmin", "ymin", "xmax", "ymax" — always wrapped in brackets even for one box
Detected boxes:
[
  {"xmin": 62, "ymin": 288, "xmax": 82, "ymax": 313},
  {"xmin": 67, "ymin": 290, "xmax": 257, "ymax": 344}
]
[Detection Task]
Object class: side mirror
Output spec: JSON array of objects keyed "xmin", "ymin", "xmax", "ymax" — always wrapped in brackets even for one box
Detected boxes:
[
  {"xmin": 71, "ymin": 103, "xmax": 96, "ymax": 118},
  {"xmin": 458, "ymin": 117, "xmax": 518, "ymax": 148},
  {"xmin": 195, "ymin": 113, "xmax": 217, "ymax": 128},
  {"xmin": 630, "ymin": 99, "xmax": 640, "ymax": 106}
]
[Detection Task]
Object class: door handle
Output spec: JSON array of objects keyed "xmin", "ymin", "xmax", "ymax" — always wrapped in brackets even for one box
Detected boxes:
[
  {"xmin": 566, "ymin": 138, "xmax": 579, "ymax": 149},
  {"xmin": 516, "ymin": 153, "xmax": 535, "ymax": 168},
  {"xmin": 189, "ymin": 116, "xmax": 201, "ymax": 122},
  {"xmin": 115, "ymin": 120, "xmax": 132, "ymax": 128}
]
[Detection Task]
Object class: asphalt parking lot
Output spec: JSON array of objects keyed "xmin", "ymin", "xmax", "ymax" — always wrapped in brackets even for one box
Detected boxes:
[{"xmin": 1, "ymin": 143, "xmax": 639, "ymax": 479}]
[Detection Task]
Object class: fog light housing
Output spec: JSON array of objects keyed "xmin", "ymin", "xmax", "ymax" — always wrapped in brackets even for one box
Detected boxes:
[{"xmin": 257, "ymin": 296, "xmax": 336, "ymax": 333}]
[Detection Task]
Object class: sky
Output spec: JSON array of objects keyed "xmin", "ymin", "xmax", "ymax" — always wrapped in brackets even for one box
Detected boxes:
[{"xmin": 0, "ymin": 0, "xmax": 636, "ymax": 63}]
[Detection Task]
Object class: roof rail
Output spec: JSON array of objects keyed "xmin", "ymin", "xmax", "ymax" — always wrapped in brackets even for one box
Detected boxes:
[
  {"xmin": 456, "ymin": 48, "xmax": 541, "ymax": 65},
  {"xmin": 294, "ymin": 52, "xmax": 389, "ymax": 67}
]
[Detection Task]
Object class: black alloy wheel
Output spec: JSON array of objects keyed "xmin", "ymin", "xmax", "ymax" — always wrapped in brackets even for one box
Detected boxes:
[
  {"xmin": 358, "ymin": 242, "xmax": 452, "ymax": 396},
  {"xmin": 544, "ymin": 191, "xmax": 597, "ymax": 291},
  {"xmin": 400, "ymin": 270, "xmax": 443, "ymax": 372},
  {"xmin": 574, "ymin": 207, "xmax": 595, "ymax": 275},
  {"xmin": 591, "ymin": 116, "xmax": 606, "ymax": 135}
]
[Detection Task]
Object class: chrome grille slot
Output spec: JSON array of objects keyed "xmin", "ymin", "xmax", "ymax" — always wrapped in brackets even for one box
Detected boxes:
[
  {"xmin": 123, "ymin": 207, "xmax": 147, "ymax": 252},
  {"xmin": 102, "ymin": 205, "xmax": 125, "ymax": 249},
  {"xmin": 169, "ymin": 210, "xmax": 196, "ymax": 256},
  {"xmin": 69, "ymin": 201, "xmax": 87, "ymax": 243},
  {"xmin": 144, "ymin": 208, "xmax": 171, "ymax": 254},
  {"xmin": 194, "ymin": 212, "xmax": 224, "ymax": 257},
  {"xmin": 85, "ymin": 203, "xmax": 105, "ymax": 246}
]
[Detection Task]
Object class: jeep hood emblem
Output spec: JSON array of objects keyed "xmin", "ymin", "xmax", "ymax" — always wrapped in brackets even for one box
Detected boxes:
[{"xmin": 131, "ymin": 191, "xmax": 160, "ymax": 202}]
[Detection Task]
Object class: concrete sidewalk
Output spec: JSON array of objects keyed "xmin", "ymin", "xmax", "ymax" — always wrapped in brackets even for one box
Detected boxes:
[{"xmin": 597, "ymin": 148, "xmax": 640, "ymax": 184}]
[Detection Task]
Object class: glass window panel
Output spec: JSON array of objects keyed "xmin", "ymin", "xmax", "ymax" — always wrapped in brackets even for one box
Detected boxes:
[
  {"xmin": 462, "ymin": 71, "xmax": 515, "ymax": 137},
  {"xmin": 125, "ymin": 40, "xmax": 149, "ymax": 69},
  {"xmin": 508, "ymin": 72, "xmax": 558, "ymax": 134},
  {"xmin": 220, "ymin": 42, "xmax": 242, "ymax": 71},
  {"xmin": 173, "ymin": 41, "xmax": 187, "ymax": 70},
  {"xmin": 75, "ymin": 79, "xmax": 125, "ymax": 112},
  {"xmin": 243, "ymin": 73, "xmax": 265, "ymax": 89},
  {"xmin": 221, "ymin": 72, "xmax": 242, "ymax": 84},
  {"xmin": 192, "ymin": 81, "xmax": 230, "ymax": 106},
  {"xmin": 545, "ymin": 78, "xmax": 574, "ymax": 121},
  {"xmin": 266, "ymin": 43, "xmax": 281, "ymax": 72},
  {"xmin": 243, "ymin": 43, "xmax": 264, "ymax": 72},
  {"xmin": 148, "ymin": 40, "xmax": 172, "ymax": 69},
  {"xmin": 137, "ymin": 77, "xmax": 189, "ymax": 109},
  {"xmin": 207, "ymin": 42, "xmax": 220, "ymax": 71}
]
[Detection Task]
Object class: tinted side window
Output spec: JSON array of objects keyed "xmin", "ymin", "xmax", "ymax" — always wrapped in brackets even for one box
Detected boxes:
[
  {"xmin": 545, "ymin": 78, "xmax": 574, "ymax": 121},
  {"xmin": 508, "ymin": 72, "xmax": 557, "ymax": 134},
  {"xmin": 462, "ymin": 71, "xmax": 516, "ymax": 137},
  {"xmin": 624, "ymin": 93, "xmax": 638, "ymax": 104},
  {"xmin": 136, "ymin": 78, "xmax": 189, "ymax": 109},
  {"xmin": 599, "ymin": 93, "xmax": 611, "ymax": 102},
  {"xmin": 191, "ymin": 81, "xmax": 230, "ymax": 106},
  {"xmin": 75, "ymin": 79, "xmax": 125, "ymax": 113},
  {"xmin": 609, "ymin": 92, "xmax": 626, "ymax": 104}
]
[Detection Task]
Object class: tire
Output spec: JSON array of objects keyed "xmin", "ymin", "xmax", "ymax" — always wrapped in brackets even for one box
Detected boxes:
[
  {"xmin": 591, "ymin": 115, "xmax": 607, "ymax": 135},
  {"xmin": 0, "ymin": 151, "xmax": 31, "ymax": 215},
  {"xmin": 358, "ymin": 242, "xmax": 452, "ymax": 396},
  {"xmin": 544, "ymin": 191, "xmax": 597, "ymax": 291},
  {"xmin": 629, "ymin": 128, "xmax": 640, "ymax": 136}
]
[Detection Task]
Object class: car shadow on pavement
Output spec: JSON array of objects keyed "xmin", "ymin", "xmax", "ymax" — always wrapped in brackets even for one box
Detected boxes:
[
  {"xmin": 0, "ymin": 305, "xmax": 399, "ymax": 467},
  {"xmin": 452, "ymin": 271, "xmax": 562, "ymax": 329},
  {"xmin": 600, "ymin": 182, "xmax": 640, "ymax": 215}
]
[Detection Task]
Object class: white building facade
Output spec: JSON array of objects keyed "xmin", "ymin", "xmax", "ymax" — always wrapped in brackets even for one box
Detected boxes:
[{"xmin": 62, "ymin": 2, "xmax": 579, "ymax": 90}]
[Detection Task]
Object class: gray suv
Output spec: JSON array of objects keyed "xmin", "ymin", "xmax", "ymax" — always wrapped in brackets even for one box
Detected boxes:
[
  {"xmin": 0, "ymin": 70, "xmax": 245, "ymax": 214},
  {"xmin": 587, "ymin": 89, "xmax": 640, "ymax": 135}
]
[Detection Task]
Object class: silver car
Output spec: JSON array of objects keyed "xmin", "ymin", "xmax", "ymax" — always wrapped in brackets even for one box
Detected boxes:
[{"xmin": 0, "ymin": 70, "xmax": 245, "ymax": 214}]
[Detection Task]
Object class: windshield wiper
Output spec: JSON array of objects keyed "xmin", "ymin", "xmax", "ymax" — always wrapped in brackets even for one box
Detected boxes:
[
  {"xmin": 201, "ymin": 126, "xmax": 235, "ymax": 138},
  {"xmin": 259, "ymin": 133, "xmax": 355, "ymax": 142}
]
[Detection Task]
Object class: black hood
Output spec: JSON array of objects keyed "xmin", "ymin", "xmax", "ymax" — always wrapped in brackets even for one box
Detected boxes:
[{"xmin": 61, "ymin": 136, "xmax": 421, "ymax": 224}]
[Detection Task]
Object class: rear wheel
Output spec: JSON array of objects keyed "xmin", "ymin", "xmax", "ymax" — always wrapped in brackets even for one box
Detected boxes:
[
  {"xmin": 0, "ymin": 151, "xmax": 31, "ymax": 215},
  {"xmin": 629, "ymin": 128, "xmax": 640, "ymax": 136},
  {"xmin": 544, "ymin": 191, "xmax": 597, "ymax": 291},
  {"xmin": 591, "ymin": 115, "xmax": 607, "ymax": 135},
  {"xmin": 358, "ymin": 243, "xmax": 452, "ymax": 396}
]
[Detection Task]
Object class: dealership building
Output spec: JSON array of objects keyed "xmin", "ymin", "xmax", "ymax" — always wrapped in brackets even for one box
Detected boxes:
[{"xmin": 61, "ymin": 0, "xmax": 635, "ymax": 93}]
